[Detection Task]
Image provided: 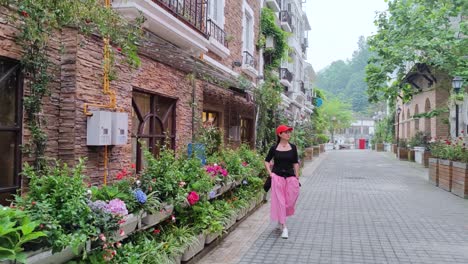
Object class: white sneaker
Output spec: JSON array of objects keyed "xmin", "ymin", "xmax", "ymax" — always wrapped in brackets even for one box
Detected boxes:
[{"xmin": 281, "ymin": 228, "xmax": 288, "ymax": 239}]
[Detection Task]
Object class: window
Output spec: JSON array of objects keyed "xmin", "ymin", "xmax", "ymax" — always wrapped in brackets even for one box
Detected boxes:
[
  {"xmin": 242, "ymin": 2, "xmax": 254, "ymax": 54},
  {"xmin": 240, "ymin": 118, "xmax": 253, "ymax": 144},
  {"xmin": 202, "ymin": 110, "xmax": 219, "ymax": 127},
  {"xmin": 208, "ymin": 0, "xmax": 225, "ymax": 27},
  {"xmin": 0, "ymin": 57, "xmax": 22, "ymax": 205},
  {"xmin": 131, "ymin": 90, "xmax": 176, "ymax": 172}
]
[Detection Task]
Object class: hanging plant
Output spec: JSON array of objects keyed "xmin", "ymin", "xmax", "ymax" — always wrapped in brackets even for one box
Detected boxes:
[
  {"xmin": 259, "ymin": 7, "xmax": 289, "ymax": 70},
  {"xmin": 0, "ymin": 0, "xmax": 144, "ymax": 170}
]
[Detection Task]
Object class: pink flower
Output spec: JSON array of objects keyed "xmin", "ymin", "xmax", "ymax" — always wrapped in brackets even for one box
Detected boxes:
[
  {"xmin": 171, "ymin": 215, "xmax": 176, "ymax": 222},
  {"xmin": 187, "ymin": 191, "xmax": 199, "ymax": 206},
  {"xmin": 119, "ymin": 229, "xmax": 125, "ymax": 237},
  {"xmin": 153, "ymin": 229, "xmax": 160, "ymax": 235},
  {"xmin": 242, "ymin": 162, "xmax": 248, "ymax": 167},
  {"xmin": 99, "ymin": 233, "xmax": 106, "ymax": 242},
  {"xmin": 179, "ymin": 181, "xmax": 186, "ymax": 188},
  {"xmin": 221, "ymin": 169, "xmax": 228, "ymax": 177},
  {"xmin": 115, "ymin": 242, "xmax": 122, "ymax": 248},
  {"xmin": 106, "ymin": 198, "xmax": 128, "ymax": 216},
  {"xmin": 131, "ymin": 163, "xmax": 136, "ymax": 169}
]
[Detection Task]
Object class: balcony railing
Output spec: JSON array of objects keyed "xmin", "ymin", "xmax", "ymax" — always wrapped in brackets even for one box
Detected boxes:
[
  {"xmin": 300, "ymin": 81, "xmax": 305, "ymax": 94},
  {"xmin": 243, "ymin": 51, "xmax": 256, "ymax": 68},
  {"xmin": 153, "ymin": 0, "xmax": 207, "ymax": 36},
  {"xmin": 279, "ymin": 11, "xmax": 292, "ymax": 28},
  {"xmin": 207, "ymin": 19, "xmax": 228, "ymax": 48},
  {"xmin": 279, "ymin": 67, "xmax": 293, "ymax": 83}
]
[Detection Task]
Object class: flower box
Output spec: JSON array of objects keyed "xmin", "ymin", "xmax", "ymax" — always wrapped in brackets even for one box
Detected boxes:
[
  {"xmin": 451, "ymin": 161, "xmax": 468, "ymax": 199},
  {"xmin": 169, "ymin": 254, "xmax": 182, "ymax": 264},
  {"xmin": 392, "ymin": 144, "xmax": 397, "ymax": 154},
  {"xmin": 141, "ymin": 204, "xmax": 174, "ymax": 228},
  {"xmin": 25, "ymin": 241, "xmax": 90, "ymax": 264},
  {"xmin": 181, "ymin": 233, "xmax": 205, "ymax": 262},
  {"xmin": 304, "ymin": 147, "xmax": 313, "ymax": 161},
  {"xmin": 112, "ymin": 213, "xmax": 138, "ymax": 241},
  {"xmin": 205, "ymin": 231, "xmax": 222, "ymax": 244},
  {"xmin": 319, "ymin": 144, "xmax": 325, "ymax": 153},
  {"xmin": 236, "ymin": 207, "xmax": 248, "ymax": 221},
  {"xmin": 423, "ymin": 151, "xmax": 431, "ymax": 168},
  {"xmin": 428, "ymin": 158, "xmax": 439, "ymax": 186},
  {"xmin": 375, "ymin": 143, "xmax": 384, "ymax": 152},
  {"xmin": 223, "ymin": 214, "xmax": 237, "ymax": 230},
  {"xmin": 397, "ymin": 147, "xmax": 408, "ymax": 160},
  {"xmin": 408, "ymin": 149, "xmax": 415, "ymax": 162},
  {"xmin": 438, "ymin": 159, "xmax": 452, "ymax": 192},
  {"xmin": 217, "ymin": 184, "xmax": 231, "ymax": 195},
  {"xmin": 312, "ymin": 146, "xmax": 320, "ymax": 157}
]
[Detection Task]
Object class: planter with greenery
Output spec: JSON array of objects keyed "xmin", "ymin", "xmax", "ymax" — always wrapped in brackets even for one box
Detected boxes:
[{"xmin": 397, "ymin": 139, "xmax": 408, "ymax": 160}]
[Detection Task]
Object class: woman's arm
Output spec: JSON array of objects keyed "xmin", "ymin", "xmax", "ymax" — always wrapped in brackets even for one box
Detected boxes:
[
  {"xmin": 264, "ymin": 161, "xmax": 273, "ymax": 176},
  {"xmin": 293, "ymin": 163, "xmax": 300, "ymax": 178}
]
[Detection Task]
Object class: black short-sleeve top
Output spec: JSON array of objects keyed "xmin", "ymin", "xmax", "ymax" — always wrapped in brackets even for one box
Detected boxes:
[{"xmin": 265, "ymin": 143, "xmax": 299, "ymax": 176}]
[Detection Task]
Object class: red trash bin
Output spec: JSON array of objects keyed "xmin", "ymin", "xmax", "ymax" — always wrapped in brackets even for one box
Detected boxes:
[{"xmin": 359, "ymin": 138, "xmax": 366, "ymax": 149}]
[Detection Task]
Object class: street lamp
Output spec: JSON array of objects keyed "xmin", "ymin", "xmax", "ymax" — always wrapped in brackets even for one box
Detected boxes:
[
  {"xmin": 452, "ymin": 76, "xmax": 464, "ymax": 137},
  {"xmin": 396, "ymin": 107, "xmax": 402, "ymax": 146}
]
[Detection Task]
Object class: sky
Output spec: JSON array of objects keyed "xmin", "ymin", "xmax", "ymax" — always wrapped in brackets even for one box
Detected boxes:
[{"xmin": 303, "ymin": 0, "xmax": 388, "ymax": 73}]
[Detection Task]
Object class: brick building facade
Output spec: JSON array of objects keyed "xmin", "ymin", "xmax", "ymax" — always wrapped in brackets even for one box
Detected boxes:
[{"xmin": 0, "ymin": 0, "xmax": 261, "ymax": 204}]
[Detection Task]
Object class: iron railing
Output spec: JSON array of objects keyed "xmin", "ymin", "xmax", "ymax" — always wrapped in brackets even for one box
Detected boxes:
[
  {"xmin": 301, "ymin": 37, "xmax": 308, "ymax": 53},
  {"xmin": 279, "ymin": 67, "xmax": 293, "ymax": 83},
  {"xmin": 153, "ymin": 0, "xmax": 208, "ymax": 36},
  {"xmin": 207, "ymin": 19, "xmax": 228, "ymax": 47},
  {"xmin": 243, "ymin": 51, "xmax": 256, "ymax": 68},
  {"xmin": 279, "ymin": 10, "xmax": 292, "ymax": 28}
]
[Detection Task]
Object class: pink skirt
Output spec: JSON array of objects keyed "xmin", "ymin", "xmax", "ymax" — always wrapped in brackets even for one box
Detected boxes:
[{"xmin": 270, "ymin": 173, "xmax": 300, "ymax": 224}]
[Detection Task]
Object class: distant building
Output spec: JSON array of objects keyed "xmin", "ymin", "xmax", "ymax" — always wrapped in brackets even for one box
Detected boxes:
[{"xmin": 334, "ymin": 119, "xmax": 375, "ymax": 147}]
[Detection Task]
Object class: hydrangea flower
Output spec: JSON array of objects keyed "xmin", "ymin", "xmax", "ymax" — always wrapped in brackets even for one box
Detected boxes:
[
  {"xmin": 209, "ymin": 190, "xmax": 217, "ymax": 199},
  {"xmin": 187, "ymin": 191, "xmax": 199, "ymax": 206},
  {"xmin": 89, "ymin": 200, "xmax": 111, "ymax": 214},
  {"xmin": 106, "ymin": 198, "xmax": 128, "ymax": 216},
  {"xmin": 134, "ymin": 189, "xmax": 147, "ymax": 204}
]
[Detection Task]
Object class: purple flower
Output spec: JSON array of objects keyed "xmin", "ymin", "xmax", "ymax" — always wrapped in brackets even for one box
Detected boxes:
[
  {"xmin": 134, "ymin": 189, "xmax": 147, "ymax": 204},
  {"xmin": 88, "ymin": 200, "xmax": 110, "ymax": 214},
  {"xmin": 209, "ymin": 190, "xmax": 217, "ymax": 199},
  {"xmin": 106, "ymin": 198, "xmax": 128, "ymax": 216}
]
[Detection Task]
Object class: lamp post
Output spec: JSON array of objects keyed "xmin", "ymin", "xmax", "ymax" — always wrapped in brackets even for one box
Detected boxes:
[
  {"xmin": 452, "ymin": 76, "xmax": 464, "ymax": 137},
  {"xmin": 396, "ymin": 107, "xmax": 402, "ymax": 146}
]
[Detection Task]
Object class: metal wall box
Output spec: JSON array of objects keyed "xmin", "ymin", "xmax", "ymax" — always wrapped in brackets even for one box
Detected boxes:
[
  {"xmin": 87, "ymin": 110, "xmax": 112, "ymax": 146},
  {"xmin": 111, "ymin": 112, "xmax": 128, "ymax": 145}
]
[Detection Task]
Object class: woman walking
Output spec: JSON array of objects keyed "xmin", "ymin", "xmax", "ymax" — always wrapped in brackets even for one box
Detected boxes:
[{"xmin": 264, "ymin": 125, "xmax": 300, "ymax": 239}]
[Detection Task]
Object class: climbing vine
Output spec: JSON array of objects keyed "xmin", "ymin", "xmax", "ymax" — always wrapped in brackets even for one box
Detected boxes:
[
  {"xmin": 0, "ymin": 0, "xmax": 144, "ymax": 169},
  {"xmin": 259, "ymin": 7, "xmax": 289, "ymax": 70},
  {"xmin": 412, "ymin": 107, "xmax": 449, "ymax": 119}
]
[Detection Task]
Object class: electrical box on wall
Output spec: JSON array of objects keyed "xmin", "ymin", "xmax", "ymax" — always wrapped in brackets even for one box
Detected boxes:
[
  {"xmin": 87, "ymin": 110, "xmax": 112, "ymax": 146},
  {"xmin": 111, "ymin": 112, "xmax": 128, "ymax": 145}
]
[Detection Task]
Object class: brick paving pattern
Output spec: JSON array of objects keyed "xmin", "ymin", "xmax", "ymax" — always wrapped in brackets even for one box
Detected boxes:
[{"xmin": 233, "ymin": 150, "xmax": 468, "ymax": 264}]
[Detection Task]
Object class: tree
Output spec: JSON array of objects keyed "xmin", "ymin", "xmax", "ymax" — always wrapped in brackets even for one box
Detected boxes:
[
  {"xmin": 366, "ymin": 0, "xmax": 467, "ymax": 103},
  {"xmin": 320, "ymin": 98, "xmax": 354, "ymax": 143}
]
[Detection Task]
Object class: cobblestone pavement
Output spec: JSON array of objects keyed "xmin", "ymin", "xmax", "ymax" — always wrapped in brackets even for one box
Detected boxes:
[{"xmin": 198, "ymin": 150, "xmax": 468, "ymax": 264}]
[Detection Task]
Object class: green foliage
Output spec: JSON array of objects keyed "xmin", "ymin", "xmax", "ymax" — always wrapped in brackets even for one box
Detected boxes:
[
  {"xmin": 373, "ymin": 115, "xmax": 395, "ymax": 144},
  {"xmin": 316, "ymin": 36, "xmax": 372, "ymax": 113},
  {"xmin": 407, "ymin": 131, "xmax": 430, "ymax": 149},
  {"xmin": 0, "ymin": 206, "xmax": 46, "ymax": 263},
  {"xmin": 366, "ymin": 0, "xmax": 467, "ymax": 103},
  {"xmin": 13, "ymin": 159, "xmax": 94, "ymax": 253},
  {"xmin": 430, "ymin": 138, "xmax": 468, "ymax": 162},
  {"xmin": 0, "ymin": 0, "xmax": 144, "ymax": 169},
  {"xmin": 91, "ymin": 180, "xmax": 138, "ymax": 214},
  {"xmin": 195, "ymin": 125, "xmax": 223, "ymax": 156},
  {"xmin": 412, "ymin": 107, "xmax": 449, "ymax": 119},
  {"xmin": 260, "ymin": 8, "xmax": 289, "ymax": 70},
  {"xmin": 320, "ymin": 98, "xmax": 354, "ymax": 137}
]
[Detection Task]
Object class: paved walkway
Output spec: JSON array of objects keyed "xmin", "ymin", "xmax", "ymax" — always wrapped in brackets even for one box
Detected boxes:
[{"xmin": 197, "ymin": 150, "xmax": 468, "ymax": 264}]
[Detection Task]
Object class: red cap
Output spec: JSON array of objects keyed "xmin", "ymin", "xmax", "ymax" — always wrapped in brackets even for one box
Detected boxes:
[{"xmin": 276, "ymin": 125, "xmax": 293, "ymax": 135}]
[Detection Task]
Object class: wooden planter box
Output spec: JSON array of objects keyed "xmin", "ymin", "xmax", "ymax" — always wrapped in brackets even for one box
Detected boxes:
[
  {"xmin": 312, "ymin": 146, "xmax": 320, "ymax": 157},
  {"xmin": 304, "ymin": 147, "xmax": 313, "ymax": 161},
  {"xmin": 319, "ymin": 144, "xmax": 325, "ymax": 153},
  {"xmin": 397, "ymin": 147, "xmax": 408, "ymax": 160},
  {"xmin": 451, "ymin": 161, "xmax": 468, "ymax": 199},
  {"xmin": 428, "ymin": 158, "xmax": 438, "ymax": 186},
  {"xmin": 423, "ymin": 151, "xmax": 431, "ymax": 168},
  {"xmin": 408, "ymin": 149, "xmax": 415, "ymax": 162},
  {"xmin": 392, "ymin": 144, "xmax": 397, "ymax": 154},
  {"xmin": 375, "ymin": 143, "xmax": 384, "ymax": 152},
  {"xmin": 438, "ymin": 159, "xmax": 452, "ymax": 192}
]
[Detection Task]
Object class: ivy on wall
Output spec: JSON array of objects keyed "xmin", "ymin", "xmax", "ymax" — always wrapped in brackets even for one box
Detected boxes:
[
  {"xmin": 412, "ymin": 107, "xmax": 449, "ymax": 119},
  {"xmin": 0, "ymin": 0, "xmax": 144, "ymax": 170},
  {"xmin": 259, "ymin": 8, "xmax": 289, "ymax": 70}
]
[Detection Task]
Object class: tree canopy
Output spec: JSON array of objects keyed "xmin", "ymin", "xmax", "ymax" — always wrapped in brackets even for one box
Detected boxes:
[{"xmin": 366, "ymin": 0, "xmax": 467, "ymax": 103}]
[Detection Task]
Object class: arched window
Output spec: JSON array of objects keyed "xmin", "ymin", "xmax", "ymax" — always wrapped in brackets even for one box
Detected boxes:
[
  {"xmin": 407, "ymin": 109, "xmax": 411, "ymax": 138},
  {"xmin": 425, "ymin": 98, "xmax": 431, "ymax": 137},
  {"xmin": 131, "ymin": 90, "xmax": 177, "ymax": 172},
  {"xmin": 414, "ymin": 105, "xmax": 419, "ymax": 132},
  {"xmin": 0, "ymin": 57, "xmax": 23, "ymax": 205}
]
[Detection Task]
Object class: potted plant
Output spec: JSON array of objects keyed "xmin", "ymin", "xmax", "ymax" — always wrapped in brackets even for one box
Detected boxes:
[{"xmin": 397, "ymin": 139, "xmax": 409, "ymax": 160}]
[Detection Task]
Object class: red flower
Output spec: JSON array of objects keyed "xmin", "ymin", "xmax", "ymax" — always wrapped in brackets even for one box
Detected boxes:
[
  {"xmin": 119, "ymin": 229, "xmax": 125, "ymax": 237},
  {"xmin": 242, "ymin": 161, "xmax": 248, "ymax": 167},
  {"xmin": 116, "ymin": 172, "xmax": 124, "ymax": 180},
  {"xmin": 85, "ymin": 19, "xmax": 91, "ymax": 24},
  {"xmin": 461, "ymin": 130, "xmax": 465, "ymax": 134},
  {"xmin": 31, "ymin": 201, "xmax": 36, "ymax": 206},
  {"xmin": 21, "ymin": 11, "xmax": 29, "ymax": 17},
  {"xmin": 153, "ymin": 229, "xmax": 160, "ymax": 235},
  {"xmin": 117, "ymin": 47, "xmax": 122, "ymax": 52},
  {"xmin": 187, "ymin": 191, "xmax": 199, "ymax": 206},
  {"xmin": 131, "ymin": 163, "xmax": 136, "ymax": 169},
  {"xmin": 118, "ymin": 219, "xmax": 126, "ymax": 225}
]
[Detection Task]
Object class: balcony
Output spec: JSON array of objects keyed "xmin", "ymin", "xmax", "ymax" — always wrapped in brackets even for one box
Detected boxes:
[
  {"xmin": 206, "ymin": 19, "xmax": 230, "ymax": 58},
  {"xmin": 301, "ymin": 38, "xmax": 308, "ymax": 53},
  {"xmin": 242, "ymin": 51, "xmax": 258, "ymax": 77},
  {"xmin": 266, "ymin": 0, "xmax": 281, "ymax": 12},
  {"xmin": 279, "ymin": 67, "xmax": 293, "ymax": 87},
  {"xmin": 279, "ymin": 11, "xmax": 292, "ymax": 32},
  {"xmin": 112, "ymin": 0, "xmax": 210, "ymax": 55}
]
